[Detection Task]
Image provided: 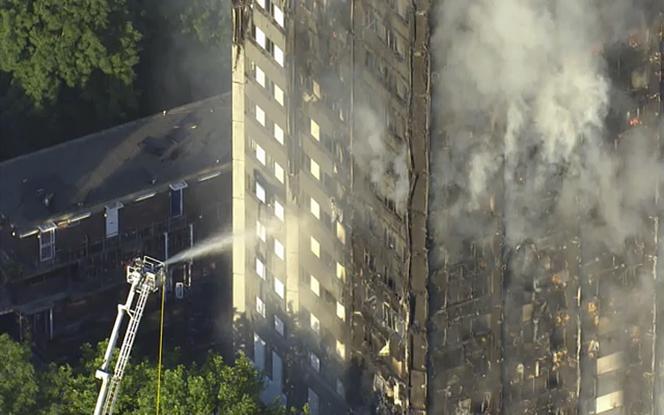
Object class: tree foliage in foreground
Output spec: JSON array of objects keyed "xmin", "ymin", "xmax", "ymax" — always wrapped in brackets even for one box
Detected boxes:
[
  {"xmin": 0, "ymin": 0, "xmax": 234, "ymax": 161},
  {"xmin": 0, "ymin": 334, "xmax": 303, "ymax": 415},
  {"xmin": 0, "ymin": 334, "xmax": 38, "ymax": 415},
  {"xmin": 176, "ymin": 0, "xmax": 231, "ymax": 48},
  {"xmin": 0, "ymin": 0, "xmax": 141, "ymax": 106}
]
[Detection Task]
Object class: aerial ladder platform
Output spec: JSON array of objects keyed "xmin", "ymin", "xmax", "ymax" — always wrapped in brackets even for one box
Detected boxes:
[{"xmin": 93, "ymin": 256, "xmax": 166, "ymax": 415}]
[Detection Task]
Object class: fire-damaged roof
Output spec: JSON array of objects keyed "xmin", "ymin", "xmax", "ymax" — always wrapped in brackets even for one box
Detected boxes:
[{"xmin": 0, "ymin": 93, "xmax": 231, "ymax": 232}]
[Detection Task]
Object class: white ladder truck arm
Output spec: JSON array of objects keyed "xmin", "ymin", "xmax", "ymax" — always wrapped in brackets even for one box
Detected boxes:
[{"xmin": 93, "ymin": 256, "xmax": 166, "ymax": 415}]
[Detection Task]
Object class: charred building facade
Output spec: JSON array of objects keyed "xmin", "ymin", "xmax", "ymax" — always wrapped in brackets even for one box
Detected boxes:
[
  {"xmin": 428, "ymin": 6, "xmax": 664, "ymax": 415},
  {"xmin": 576, "ymin": 18, "xmax": 664, "ymax": 415},
  {"xmin": 233, "ymin": 1, "xmax": 664, "ymax": 414},
  {"xmin": 0, "ymin": 95, "xmax": 232, "ymax": 359}
]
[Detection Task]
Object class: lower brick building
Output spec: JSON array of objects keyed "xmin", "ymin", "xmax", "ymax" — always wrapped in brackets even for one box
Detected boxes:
[{"xmin": 0, "ymin": 94, "xmax": 232, "ymax": 359}]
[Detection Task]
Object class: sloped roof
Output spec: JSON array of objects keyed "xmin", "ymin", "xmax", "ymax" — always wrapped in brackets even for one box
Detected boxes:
[{"xmin": 0, "ymin": 93, "xmax": 231, "ymax": 231}]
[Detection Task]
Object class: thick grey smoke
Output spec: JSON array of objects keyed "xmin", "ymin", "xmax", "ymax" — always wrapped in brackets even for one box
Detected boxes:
[
  {"xmin": 428, "ymin": 0, "xmax": 661, "ymax": 412},
  {"xmin": 430, "ymin": 0, "xmax": 656, "ymax": 254},
  {"xmin": 354, "ymin": 104, "xmax": 410, "ymax": 212}
]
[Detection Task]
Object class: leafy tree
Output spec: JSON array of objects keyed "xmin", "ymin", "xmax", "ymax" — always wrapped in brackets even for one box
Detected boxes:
[
  {"xmin": 0, "ymin": 334, "xmax": 38, "ymax": 415},
  {"xmin": 207, "ymin": 353, "xmax": 264, "ymax": 415},
  {"xmin": 37, "ymin": 341, "xmax": 107, "ymax": 415},
  {"xmin": 0, "ymin": 336, "xmax": 304, "ymax": 414},
  {"xmin": 39, "ymin": 362, "xmax": 97, "ymax": 415},
  {"xmin": 0, "ymin": 0, "xmax": 234, "ymax": 161},
  {"xmin": 0, "ymin": 0, "xmax": 141, "ymax": 106},
  {"xmin": 177, "ymin": 0, "xmax": 231, "ymax": 48}
]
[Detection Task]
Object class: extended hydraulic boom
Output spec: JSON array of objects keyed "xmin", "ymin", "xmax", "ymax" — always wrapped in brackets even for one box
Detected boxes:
[{"xmin": 93, "ymin": 256, "xmax": 165, "ymax": 415}]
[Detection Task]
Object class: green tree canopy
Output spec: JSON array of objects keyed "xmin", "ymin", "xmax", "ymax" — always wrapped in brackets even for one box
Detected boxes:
[
  {"xmin": 0, "ymin": 0, "xmax": 233, "ymax": 161},
  {"xmin": 176, "ymin": 0, "xmax": 231, "ymax": 48},
  {"xmin": 0, "ymin": 334, "xmax": 38, "ymax": 415},
  {"xmin": 0, "ymin": 0, "xmax": 141, "ymax": 106},
  {"xmin": 0, "ymin": 335, "xmax": 304, "ymax": 414}
]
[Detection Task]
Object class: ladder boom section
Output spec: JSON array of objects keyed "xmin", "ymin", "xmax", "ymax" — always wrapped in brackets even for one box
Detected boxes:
[
  {"xmin": 100, "ymin": 283, "xmax": 151, "ymax": 414},
  {"xmin": 94, "ymin": 256, "xmax": 165, "ymax": 415}
]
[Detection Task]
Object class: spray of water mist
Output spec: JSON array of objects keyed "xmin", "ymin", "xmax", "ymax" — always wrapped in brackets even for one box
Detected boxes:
[{"xmin": 164, "ymin": 230, "xmax": 252, "ymax": 266}]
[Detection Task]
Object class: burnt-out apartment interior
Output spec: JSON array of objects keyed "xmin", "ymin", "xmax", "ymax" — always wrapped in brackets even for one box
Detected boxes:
[{"xmin": 0, "ymin": 94, "xmax": 232, "ymax": 360}]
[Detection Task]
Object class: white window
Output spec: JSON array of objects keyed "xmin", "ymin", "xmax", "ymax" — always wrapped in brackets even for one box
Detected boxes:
[
  {"xmin": 309, "ymin": 352, "xmax": 320, "ymax": 373},
  {"xmin": 255, "ymin": 26, "xmax": 267, "ymax": 48},
  {"xmin": 310, "ymin": 275, "xmax": 320, "ymax": 296},
  {"xmin": 273, "ymin": 5, "xmax": 285, "ymax": 28},
  {"xmin": 336, "ymin": 222, "xmax": 346, "ymax": 244},
  {"xmin": 256, "ymin": 181, "xmax": 266, "ymax": 203},
  {"xmin": 255, "ymin": 65, "xmax": 266, "ymax": 87},
  {"xmin": 253, "ymin": 333, "xmax": 266, "ymax": 371},
  {"xmin": 256, "ymin": 0, "xmax": 266, "ymax": 8},
  {"xmin": 336, "ymin": 339, "xmax": 346, "ymax": 360},
  {"xmin": 274, "ymin": 200, "xmax": 284, "ymax": 221},
  {"xmin": 274, "ymin": 277, "xmax": 285, "ymax": 299},
  {"xmin": 274, "ymin": 84, "xmax": 284, "ymax": 106},
  {"xmin": 272, "ymin": 351, "xmax": 283, "ymax": 386},
  {"xmin": 310, "ymin": 236, "xmax": 320, "ymax": 258},
  {"xmin": 255, "ymin": 257, "xmax": 266, "ymax": 279},
  {"xmin": 273, "ymin": 44, "xmax": 284, "ymax": 66},
  {"xmin": 336, "ymin": 301, "xmax": 346, "ymax": 321},
  {"xmin": 274, "ymin": 162, "xmax": 285, "ymax": 183},
  {"xmin": 256, "ymin": 220, "xmax": 267, "ymax": 242},
  {"xmin": 312, "ymin": 80, "xmax": 321, "ymax": 99},
  {"xmin": 336, "ymin": 379, "xmax": 344, "ymax": 397},
  {"xmin": 256, "ymin": 143, "xmax": 266, "ymax": 165},
  {"xmin": 596, "ymin": 391, "xmax": 624, "ymax": 414},
  {"xmin": 274, "ymin": 315, "xmax": 285, "ymax": 336},
  {"xmin": 274, "ymin": 239, "xmax": 285, "ymax": 260},
  {"xmin": 256, "ymin": 296, "xmax": 266, "ymax": 318},
  {"xmin": 310, "ymin": 197, "xmax": 320, "ymax": 219},
  {"xmin": 104, "ymin": 202, "xmax": 122, "ymax": 238},
  {"xmin": 169, "ymin": 182, "xmax": 187, "ymax": 218},
  {"xmin": 310, "ymin": 313, "xmax": 320, "ymax": 334},
  {"xmin": 255, "ymin": 105, "xmax": 266, "ymax": 126},
  {"xmin": 310, "ymin": 158, "xmax": 320, "ymax": 180},
  {"xmin": 310, "ymin": 119, "xmax": 320, "ymax": 141},
  {"xmin": 39, "ymin": 224, "xmax": 56, "ymax": 262},
  {"xmin": 308, "ymin": 388, "xmax": 320, "ymax": 415},
  {"xmin": 274, "ymin": 123, "xmax": 284, "ymax": 144},
  {"xmin": 336, "ymin": 262, "xmax": 346, "ymax": 280}
]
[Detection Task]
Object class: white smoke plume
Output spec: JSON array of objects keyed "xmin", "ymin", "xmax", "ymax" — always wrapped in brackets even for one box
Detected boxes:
[
  {"xmin": 430, "ymin": 0, "xmax": 656, "ymax": 254},
  {"xmin": 427, "ymin": 0, "xmax": 661, "ymax": 411},
  {"xmin": 354, "ymin": 104, "xmax": 410, "ymax": 212}
]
